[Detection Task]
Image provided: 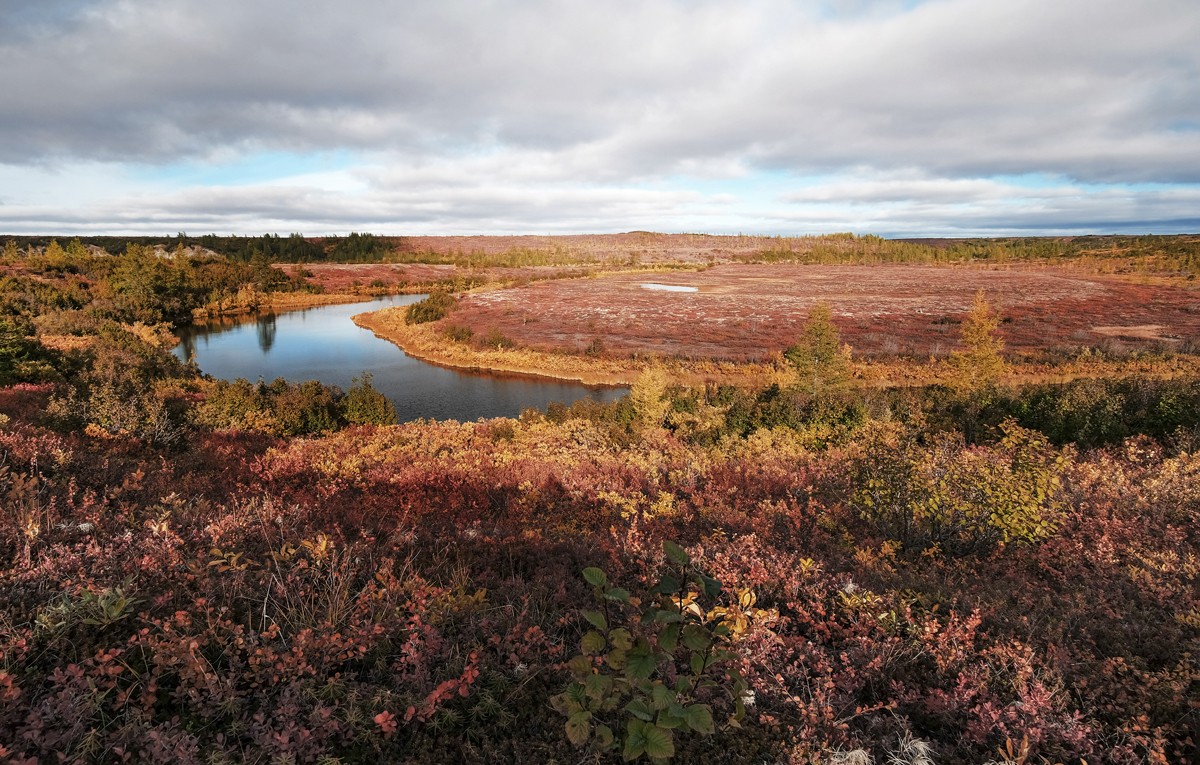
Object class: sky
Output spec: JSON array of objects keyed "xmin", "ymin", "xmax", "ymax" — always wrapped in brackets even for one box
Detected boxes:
[{"xmin": 1, "ymin": 0, "xmax": 1198, "ymax": 238}]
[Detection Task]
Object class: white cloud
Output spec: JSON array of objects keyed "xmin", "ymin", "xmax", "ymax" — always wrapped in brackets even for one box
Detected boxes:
[{"xmin": 0, "ymin": 0, "xmax": 1197, "ymax": 233}]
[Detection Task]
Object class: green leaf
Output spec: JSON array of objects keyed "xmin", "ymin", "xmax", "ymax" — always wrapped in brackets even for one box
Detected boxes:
[
  {"xmin": 605, "ymin": 587, "xmax": 631, "ymax": 603},
  {"xmin": 595, "ymin": 723, "xmax": 615, "ymax": 749},
  {"xmin": 582, "ymin": 567, "xmax": 608, "ymax": 587},
  {"xmin": 565, "ymin": 710, "xmax": 592, "ymax": 746},
  {"xmin": 659, "ymin": 623, "xmax": 680, "ymax": 653},
  {"xmin": 690, "ymin": 652, "xmax": 705, "ymax": 676},
  {"xmin": 683, "ymin": 703, "xmax": 715, "ymax": 734},
  {"xmin": 626, "ymin": 697, "xmax": 655, "ymax": 721},
  {"xmin": 652, "ymin": 574, "xmax": 682, "ymax": 595},
  {"xmin": 663, "ymin": 540, "xmax": 690, "ymax": 566},
  {"xmin": 681, "ymin": 624, "xmax": 711, "ymax": 652},
  {"xmin": 564, "ymin": 681, "xmax": 587, "ymax": 706},
  {"xmin": 609, "ymin": 627, "xmax": 633, "ymax": 651},
  {"xmin": 658, "ymin": 701, "xmax": 687, "ymax": 729},
  {"xmin": 650, "ymin": 683, "xmax": 674, "ymax": 711},
  {"xmin": 698, "ymin": 573, "xmax": 722, "ymax": 599},
  {"xmin": 581, "ymin": 630, "xmax": 607, "ymax": 655},
  {"xmin": 626, "ymin": 641, "xmax": 657, "ymax": 680},
  {"xmin": 568, "ymin": 655, "xmax": 593, "ymax": 676},
  {"xmin": 582, "ymin": 609, "xmax": 608, "ymax": 630},
  {"xmin": 642, "ymin": 725, "xmax": 675, "ymax": 759},
  {"xmin": 607, "ymin": 647, "xmax": 628, "ymax": 670},
  {"xmin": 585, "ymin": 673, "xmax": 613, "ymax": 701},
  {"xmin": 623, "ymin": 718, "xmax": 647, "ymax": 761}
]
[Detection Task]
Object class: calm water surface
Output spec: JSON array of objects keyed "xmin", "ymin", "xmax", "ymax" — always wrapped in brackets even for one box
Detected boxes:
[{"xmin": 173, "ymin": 295, "xmax": 626, "ymax": 422}]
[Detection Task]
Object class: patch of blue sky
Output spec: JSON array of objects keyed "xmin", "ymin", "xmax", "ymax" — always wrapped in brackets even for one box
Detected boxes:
[
  {"xmin": 133, "ymin": 149, "xmax": 361, "ymax": 187},
  {"xmin": 1, "ymin": 0, "xmax": 98, "ymax": 30},
  {"xmin": 810, "ymin": 0, "xmax": 935, "ymax": 21},
  {"xmin": 983, "ymin": 173, "xmax": 1070, "ymax": 190}
]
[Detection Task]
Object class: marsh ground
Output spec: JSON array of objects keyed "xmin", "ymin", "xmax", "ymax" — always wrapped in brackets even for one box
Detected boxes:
[{"xmin": 437, "ymin": 264, "xmax": 1200, "ymax": 360}]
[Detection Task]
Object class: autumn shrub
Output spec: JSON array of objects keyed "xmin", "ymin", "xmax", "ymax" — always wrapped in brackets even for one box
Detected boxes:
[
  {"xmin": 46, "ymin": 328, "xmax": 191, "ymax": 446},
  {"xmin": 31, "ymin": 307, "xmax": 104, "ymax": 337},
  {"xmin": 197, "ymin": 377, "xmax": 362, "ymax": 436},
  {"xmin": 851, "ymin": 420, "xmax": 1066, "ymax": 555},
  {"xmin": 0, "ymin": 409, "xmax": 1197, "ymax": 762},
  {"xmin": 0, "ymin": 273, "xmax": 91, "ymax": 317},
  {"xmin": 193, "ymin": 378, "xmax": 278, "ymax": 432}
]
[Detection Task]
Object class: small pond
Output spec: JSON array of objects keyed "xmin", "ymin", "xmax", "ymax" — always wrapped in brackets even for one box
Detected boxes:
[{"xmin": 173, "ymin": 295, "xmax": 626, "ymax": 422}]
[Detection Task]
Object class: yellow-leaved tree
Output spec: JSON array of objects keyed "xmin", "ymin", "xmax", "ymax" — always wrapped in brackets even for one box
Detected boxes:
[
  {"xmin": 630, "ymin": 363, "xmax": 671, "ymax": 429},
  {"xmin": 947, "ymin": 291, "xmax": 1008, "ymax": 442},
  {"xmin": 949, "ymin": 291, "xmax": 1008, "ymax": 395}
]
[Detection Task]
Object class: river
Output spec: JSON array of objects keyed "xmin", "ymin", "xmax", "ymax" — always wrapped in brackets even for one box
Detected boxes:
[{"xmin": 172, "ymin": 295, "xmax": 626, "ymax": 422}]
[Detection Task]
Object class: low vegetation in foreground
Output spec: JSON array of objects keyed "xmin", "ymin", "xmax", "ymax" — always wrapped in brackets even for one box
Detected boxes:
[{"xmin": 0, "ymin": 235, "xmax": 1198, "ymax": 763}]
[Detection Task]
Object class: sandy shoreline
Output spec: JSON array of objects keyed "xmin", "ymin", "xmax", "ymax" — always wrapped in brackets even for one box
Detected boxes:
[{"xmin": 351, "ymin": 308, "xmax": 640, "ymax": 387}]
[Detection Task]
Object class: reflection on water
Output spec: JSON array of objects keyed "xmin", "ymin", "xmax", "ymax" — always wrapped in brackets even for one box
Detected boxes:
[
  {"xmin": 256, "ymin": 313, "xmax": 277, "ymax": 353},
  {"xmin": 173, "ymin": 295, "xmax": 626, "ymax": 422}
]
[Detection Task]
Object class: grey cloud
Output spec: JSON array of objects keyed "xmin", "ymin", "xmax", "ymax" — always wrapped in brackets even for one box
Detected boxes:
[
  {"xmin": 0, "ymin": 173, "xmax": 716, "ymax": 235},
  {"xmin": 2, "ymin": 0, "xmax": 1196, "ymax": 185}
]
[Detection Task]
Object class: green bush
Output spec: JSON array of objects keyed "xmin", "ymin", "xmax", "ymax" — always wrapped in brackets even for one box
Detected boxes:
[
  {"xmin": 553, "ymin": 541, "xmax": 767, "ymax": 762},
  {"xmin": 480, "ymin": 328, "xmax": 515, "ymax": 349},
  {"xmin": 405, "ymin": 292, "xmax": 457, "ymax": 325},
  {"xmin": 0, "ymin": 317, "xmax": 56, "ymax": 385},
  {"xmin": 444, "ymin": 325, "xmax": 474, "ymax": 344},
  {"xmin": 266, "ymin": 379, "xmax": 342, "ymax": 436},
  {"xmin": 342, "ymin": 373, "xmax": 398, "ymax": 426}
]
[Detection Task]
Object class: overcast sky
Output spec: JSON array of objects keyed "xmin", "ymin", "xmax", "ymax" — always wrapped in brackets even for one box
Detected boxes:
[{"xmin": 1, "ymin": 0, "xmax": 1198, "ymax": 237}]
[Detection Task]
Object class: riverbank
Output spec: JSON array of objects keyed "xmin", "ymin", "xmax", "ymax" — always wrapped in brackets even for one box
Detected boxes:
[
  {"xmin": 352, "ymin": 307, "xmax": 791, "ymax": 388},
  {"xmin": 190, "ymin": 291, "xmax": 380, "ymax": 321},
  {"xmin": 355, "ymin": 305, "xmax": 1200, "ymax": 391}
]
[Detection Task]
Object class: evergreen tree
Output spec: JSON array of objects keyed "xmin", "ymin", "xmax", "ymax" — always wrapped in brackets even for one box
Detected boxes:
[
  {"xmin": 0, "ymin": 318, "xmax": 32, "ymax": 385},
  {"xmin": 785, "ymin": 302, "xmax": 851, "ymax": 395}
]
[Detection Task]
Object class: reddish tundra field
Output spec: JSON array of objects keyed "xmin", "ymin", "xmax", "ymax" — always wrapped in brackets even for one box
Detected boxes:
[
  {"xmin": 390, "ymin": 232, "xmax": 796, "ymax": 263},
  {"xmin": 444, "ymin": 264, "xmax": 1200, "ymax": 360},
  {"xmin": 284, "ymin": 262, "xmax": 597, "ymax": 292}
]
